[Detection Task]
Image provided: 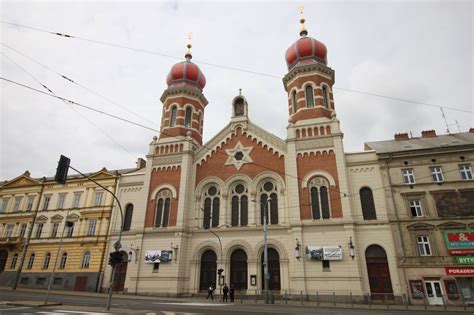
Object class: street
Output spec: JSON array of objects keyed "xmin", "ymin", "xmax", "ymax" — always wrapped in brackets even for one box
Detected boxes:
[{"xmin": 0, "ymin": 288, "xmax": 472, "ymax": 315}]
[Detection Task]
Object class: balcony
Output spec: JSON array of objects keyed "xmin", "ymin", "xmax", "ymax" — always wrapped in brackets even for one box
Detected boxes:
[
  {"xmin": 398, "ymin": 255, "xmax": 455, "ymax": 267},
  {"xmin": 0, "ymin": 236, "xmax": 23, "ymax": 248}
]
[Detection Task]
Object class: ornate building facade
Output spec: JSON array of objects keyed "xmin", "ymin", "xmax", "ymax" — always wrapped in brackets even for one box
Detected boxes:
[{"xmin": 103, "ymin": 19, "xmax": 403, "ymax": 299}]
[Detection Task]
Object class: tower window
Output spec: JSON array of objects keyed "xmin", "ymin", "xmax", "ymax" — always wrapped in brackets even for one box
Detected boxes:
[
  {"xmin": 234, "ymin": 97, "xmax": 245, "ymax": 116},
  {"xmin": 292, "ymin": 91, "xmax": 298, "ymax": 114},
  {"xmin": 155, "ymin": 190, "xmax": 172, "ymax": 228},
  {"xmin": 184, "ymin": 107, "xmax": 192, "ymax": 128},
  {"xmin": 322, "ymin": 86, "xmax": 329, "ymax": 108},
  {"xmin": 305, "ymin": 85, "xmax": 314, "ymax": 108},
  {"xmin": 170, "ymin": 106, "xmax": 177, "ymax": 127}
]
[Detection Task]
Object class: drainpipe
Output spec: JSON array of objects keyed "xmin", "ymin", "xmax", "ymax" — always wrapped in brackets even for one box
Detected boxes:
[{"xmin": 386, "ymin": 154, "xmax": 409, "ymax": 296}]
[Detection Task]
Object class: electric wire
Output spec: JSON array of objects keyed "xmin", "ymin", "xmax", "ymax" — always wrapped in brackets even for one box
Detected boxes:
[{"xmin": 1, "ymin": 20, "xmax": 472, "ymax": 114}]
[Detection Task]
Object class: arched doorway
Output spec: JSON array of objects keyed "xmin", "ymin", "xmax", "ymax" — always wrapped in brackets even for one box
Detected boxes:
[
  {"xmin": 113, "ymin": 251, "xmax": 128, "ymax": 291},
  {"xmin": 261, "ymin": 248, "xmax": 280, "ymax": 291},
  {"xmin": 0, "ymin": 249, "xmax": 8, "ymax": 272},
  {"xmin": 365, "ymin": 245, "xmax": 393, "ymax": 299},
  {"xmin": 230, "ymin": 249, "xmax": 247, "ymax": 290},
  {"xmin": 199, "ymin": 250, "xmax": 217, "ymax": 291}
]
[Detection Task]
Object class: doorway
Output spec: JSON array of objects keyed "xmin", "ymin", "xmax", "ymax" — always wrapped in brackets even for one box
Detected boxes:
[
  {"xmin": 113, "ymin": 251, "xmax": 128, "ymax": 291},
  {"xmin": 230, "ymin": 249, "xmax": 247, "ymax": 290},
  {"xmin": 365, "ymin": 245, "xmax": 393, "ymax": 299},
  {"xmin": 425, "ymin": 281, "xmax": 444, "ymax": 305},
  {"xmin": 199, "ymin": 250, "xmax": 217, "ymax": 291},
  {"xmin": 261, "ymin": 248, "xmax": 280, "ymax": 291}
]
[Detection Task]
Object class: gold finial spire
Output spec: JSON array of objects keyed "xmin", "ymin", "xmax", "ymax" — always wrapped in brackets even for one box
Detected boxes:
[
  {"xmin": 185, "ymin": 32, "xmax": 193, "ymax": 60},
  {"xmin": 298, "ymin": 5, "xmax": 308, "ymax": 37},
  {"xmin": 239, "ymin": 88, "xmax": 242, "ymax": 95}
]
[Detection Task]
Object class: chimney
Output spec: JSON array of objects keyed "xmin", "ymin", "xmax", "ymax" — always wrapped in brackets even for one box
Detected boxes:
[
  {"xmin": 136, "ymin": 157, "xmax": 146, "ymax": 169},
  {"xmin": 394, "ymin": 133, "xmax": 409, "ymax": 141},
  {"xmin": 469, "ymin": 128, "xmax": 474, "ymax": 133},
  {"xmin": 421, "ymin": 130, "xmax": 437, "ymax": 138}
]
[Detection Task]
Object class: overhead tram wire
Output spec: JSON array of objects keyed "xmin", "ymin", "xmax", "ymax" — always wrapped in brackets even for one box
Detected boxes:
[
  {"xmin": 1, "ymin": 42, "xmax": 160, "ymax": 129},
  {"xmin": 1, "ymin": 52, "xmax": 138, "ymax": 159},
  {"xmin": 1, "ymin": 20, "xmax": 472, "ymax": 114}
]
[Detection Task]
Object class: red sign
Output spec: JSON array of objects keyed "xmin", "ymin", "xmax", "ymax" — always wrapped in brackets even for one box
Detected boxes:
[
  {"xmin": 447, "ymin": 232, "xmax": 474, "ymax": 242},
  {"xmin": 445, "ymin": 267, "xmax": 474, "ymax": 276},
  {"xmin": 448, "ymin": 249, "xmax": 474, "ymax": 256}
]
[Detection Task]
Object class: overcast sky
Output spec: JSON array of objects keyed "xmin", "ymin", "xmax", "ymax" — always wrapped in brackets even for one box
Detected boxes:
[{"xmin": 1, "ymin": 1, "xmax": 472, "ymax": 181}]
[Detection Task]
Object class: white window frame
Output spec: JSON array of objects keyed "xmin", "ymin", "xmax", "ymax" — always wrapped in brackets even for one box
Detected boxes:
[
  {"xmin": 26, "ymin": 196, "xmax": 35, "ymax": 211},
  {"xmin": 51, "ymin": 222, "xmax": 59, "ymax": 238},
  {"xmin": 431, "ymin": 166, "xmax": 444, "ymax": 183},
  {"xmin": 409, "ymin": 200, "xmax": 423, "ymax": 217},
  {"xmin": 42, "ymin": 253, "xmax": 51, "ymax": 269},
  {"xmin": 12, "ymin": 196, "xmax": 22, "ymax": 212},
  {"xmin": 42, "ymin": 195, "xmax": 51, "ymax": 211},
  {"xmin": 66, "ymin": 222, "xmax": 75, "ymax": 238},
  {"xmin": 57, "ymin": 194, "xmax": 66, "ymax": 209},
  {"xmin": 87, "ymin": 219, "xmax": 97, "ymax": 236},
  {"xmin": 72, "ymin": 193, "xmax": 82, "ymax": 208},
  {"xmin": 402, "ymin": 169, "xmax": 416, "ymax": 184},
  {"xmin": 417, "ymin": 235, "xmax": 432, "ymax": 256},
  {"xmin": 59, "ymin": 253, "xmax": 67, "ymax": 269},
  {"xmin": 94, "ymin": 191, "xmax": 103, "ymax": 207},
  {"xmin": 459, "ymin": 164, "xmax": 473, "ymax": 180},
  {"xmin": 81, "ymin": 251, "xmax": 91, "ymax": 269},
  {"xmin": 35, "ymin": 223, "xmax": 44, "ymax": 238},
  {"xmin": 4, "ymin": 224, "xmax": 14, "ymax": 237},
  {"xmin": 0, "ymin": 197, "xmax": 10, "ymax": 213},
  {"xmin": 18, "ymin": 223, "xmax": 27, "ymax": 238}
]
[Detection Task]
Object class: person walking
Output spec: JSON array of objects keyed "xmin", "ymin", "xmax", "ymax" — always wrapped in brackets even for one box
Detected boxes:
[
  {"xmin": 229, "ymin": 284, "xmax": 235, "ymax": 302},
  {"xmin": 222, "ymin": 283, "xmax": 229, "ymax": 302},
  {"xmin": 206, "ymin": 284, "xmax": 214, "ymax": 300}
]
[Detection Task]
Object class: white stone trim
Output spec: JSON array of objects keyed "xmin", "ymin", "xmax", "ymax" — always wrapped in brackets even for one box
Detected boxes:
[
  {"xmin": 149, "ymin": 184, "xmax": 177, "ymax": 201},
  {"xmin": 301, "ymin": 170, "xmax": 336, "ymax": 189}
]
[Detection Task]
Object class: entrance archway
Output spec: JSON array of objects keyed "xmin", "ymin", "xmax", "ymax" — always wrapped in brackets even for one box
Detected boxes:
[
  {"xmin": 230, "ymin": 249, "xmax": 247, "ymax": 290},
  {"xmin": 261, "ymin": 248, "xmax": 280, "ymax": 291},
  {"xmin": 365, "ymin": 245, "xmax": 393, "ymax": 299},
  {"xmin": 113, "ymin": 251, "xmax": 128, "ymax": 291},
  {"xmin": 199, "ymin": 250, "xmax": 217, "ymax": 291},
  {"xmin": 0, "ymin": 249, "xmax": 7, "ymax": 272}
]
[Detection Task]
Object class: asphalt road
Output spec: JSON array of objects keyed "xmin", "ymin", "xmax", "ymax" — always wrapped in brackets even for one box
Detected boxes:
[{"xmin": 0, "ymin": 289, "xmax": 471, "ymax": 315}]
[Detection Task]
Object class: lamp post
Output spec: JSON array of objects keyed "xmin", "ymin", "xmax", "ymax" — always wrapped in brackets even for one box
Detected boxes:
[{"xmin": 251, "ymin": 197, "xmax": 271, "ymax": 304}]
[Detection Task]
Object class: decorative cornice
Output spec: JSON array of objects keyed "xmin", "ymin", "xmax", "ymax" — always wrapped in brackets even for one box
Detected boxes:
[
  {"xmin": 282, "ymin": 63, "xmax": 335, "ymax": 90},
  {"xmin": 296, "ymin": 137, "xmax": 334, "ymax": 151},
  {"xmin": 160, "ymin": 86, "xmax": 208, "ymax": 106}
]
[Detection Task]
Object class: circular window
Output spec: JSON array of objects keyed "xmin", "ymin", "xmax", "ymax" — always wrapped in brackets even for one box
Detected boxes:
[
  {"xmin": 208, "ymin": 187, "xmax": 217, "ymax": 196},
  {"xmin": 235, "ymin": 184, "xmax": 245, "ymax": 194},
  {"xmin": 234, "ymin": 151, "xmax": 244, "ymax": 161},
  {"xmin": 263, "ymin": 182, "xmax": 274, "ymax": 192}
]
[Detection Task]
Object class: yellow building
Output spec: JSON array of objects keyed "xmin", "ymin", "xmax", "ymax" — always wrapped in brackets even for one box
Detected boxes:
[{"xmin": 0, "ymin": 168, "xmax": 123, "ymax": 292}]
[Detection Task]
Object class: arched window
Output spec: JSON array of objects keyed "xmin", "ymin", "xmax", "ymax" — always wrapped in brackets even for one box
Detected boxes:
[
  {"xmin": 305, "ymin": 85, "xmax": 314, "ymax": 108},
  {"xmin": 123, "ymin": 204, "xmax": 133, "ymax": 231},
  {"xmin": 42, "ymin": 252, "xmax": 51, "ymax": 269},
  {"xmin": 155, "ymin": 190, "xmax": 172, "ymax": 228},
  {"xmin": 233, "ymin": 97, "xmax": 245, "ymax": 116},
  {"xmin": 10, "ymin": 253, "xmax": 18, "ymax": 269},
  {"xmin": 322, "ymin": 86, "xmax": 329, "ymax": 108},
  {"xmin": 184, "ymin": 107, "xmax": 192, "ymax": 128},
  {"xmin": 309, "ymin": 177, "xmax": 331, "ymax": 220},
  {"xmin": 203, "ymin": 186, "xmax": 220, "ymax": 228},
  {"xmin": 231, "ymin": 184, "xmax": 248, "ymax": 227},
  {"xmin": 81, "ymin": 251, "xmax": 91, "ymax": 268},
  {"xmin": 27, "ymin": 253, "xmax": 35, "ymax": 269},
  {"xmin": 360, "ymin": 187, "xmax": 377, "ymax": 220},
  {"xmin": 169, "ymin": 106, "xmax": 177, "ymax": 127},
  {"xmin": 292, "ymin": 91, "xmax": 298, "ymax": 114},
  {"xmin": 260, "ymin": 181, "xmax": 278, "ymax": 225},
  {"xmin": 59, "ymin": 252, "xmax": 68, "ymax": 269}
]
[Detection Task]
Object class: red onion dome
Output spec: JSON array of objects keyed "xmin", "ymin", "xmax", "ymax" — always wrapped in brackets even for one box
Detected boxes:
[
  {"xmin": 166, "ymin": 52, "xmax": 206, "ymax": 90},
  {"xmin": 285, "ymin": 30, "xmax": 328, "ymax": 71}
]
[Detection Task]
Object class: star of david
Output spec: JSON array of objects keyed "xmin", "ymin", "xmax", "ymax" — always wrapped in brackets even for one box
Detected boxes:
[{"xmin": 224, "ymin": 141, "xmax": 253, "ymax": 170}]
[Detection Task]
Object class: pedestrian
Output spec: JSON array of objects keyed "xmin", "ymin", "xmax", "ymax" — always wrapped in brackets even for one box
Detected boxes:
[
  {"xmin": 229, "ymin": 284, "xmax": 235, "ymax": 302},
  {"xmin": 206, "ymin": 284, "xmax": 214, "ymax": 300},
  {"xmin": 222, "ymin": 283, "xmax": 229, "ymax": 302}
]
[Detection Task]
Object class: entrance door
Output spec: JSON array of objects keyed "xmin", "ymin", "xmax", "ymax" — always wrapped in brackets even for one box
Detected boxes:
[
  {"xmin": 113, "ymin": 251, "xmax": 128, "ymax": 292},
  {"xmin": 425, "ymin": 281, "xmax": 444, "ymax": 305},
  {"xmin": 230, "ymin": 249, "xmax": 247, "ymax": 290},
  {"xmin": 365, "ymin": 245, "xmax": 393, "ymax": 299},
  {"xmin": 261, "ymin": 248, "xmax": 280, "ymax": 291},
  {"xmin": 0, "ymin": 250, "xmax": 7, "ymax": 272},
  {"xmin": 199, "ymin": 250, "xmax": 217, "ymax": 291},
  {"xmin": 74, "ymin": 276, "xmax": 88, "ymax": 291}
]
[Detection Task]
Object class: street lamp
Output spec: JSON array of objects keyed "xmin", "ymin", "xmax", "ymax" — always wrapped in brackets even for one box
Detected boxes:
[{"xmin": 251, "ymin": 197, "xmax": 271, "ymax": 304}]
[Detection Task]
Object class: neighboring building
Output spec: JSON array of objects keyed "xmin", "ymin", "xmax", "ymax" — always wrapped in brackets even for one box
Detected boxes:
[
  {"xmin": 366, "ymin": 129, "xmax": 474, "ymax": 305},
  {"xmin": 0, "ymin": 167, "xmax": 126, "ymax": 292},
  {"xmin": 103, "ymin": 18, "xmax": 402, "ymax": 299}
]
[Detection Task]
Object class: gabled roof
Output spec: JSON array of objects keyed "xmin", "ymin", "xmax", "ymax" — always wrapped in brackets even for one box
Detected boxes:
[
  {"xmin": 0, "ymin": 171, "xmax": 42, "ymax": 189},
  {"xmin": 365, "ymin": 132, "xmax": 474, "ymax": 155}
]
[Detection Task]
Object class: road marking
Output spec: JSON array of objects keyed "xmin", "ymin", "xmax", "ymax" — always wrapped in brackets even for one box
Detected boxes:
[
  {"xmin": 153, "ymin": 302, "xmax": 227, "ymax": 307},
  {"xmin": 37, "ymin": 311, "xmax": 113, "ymax": 315}
]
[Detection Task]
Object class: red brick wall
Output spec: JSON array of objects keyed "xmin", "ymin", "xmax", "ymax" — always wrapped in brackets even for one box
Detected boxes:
[
  {"xmin": 145, "ymin": 166, "xmax": 181, "ymax": 227},
  {"xmin": 296, "ymin": 150, "xmax": 343, "ymax": 219}
]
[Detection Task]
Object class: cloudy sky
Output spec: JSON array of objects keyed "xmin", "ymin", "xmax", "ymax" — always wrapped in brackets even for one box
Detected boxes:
[{"xmin": 1, "ymin": 1, "xmax": 472, "ymax": 180}]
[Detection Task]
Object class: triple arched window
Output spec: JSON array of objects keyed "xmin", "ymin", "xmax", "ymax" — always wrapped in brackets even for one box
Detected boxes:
[
  {"xmin": 231, "ymin": 184, "xmax": 248, "ymax": 227},
  {"xmin": 309, "ymin": 177, "xmax": 331, "ymax": 220},
  {"xmin": 155, "ymin": 190, "xmax": 172, "ymax": 228},
  {"xmin": 184, "ymin": 107, "xmax": 192, "ymax": 128},
  {"xmin": 292, "ymin": 91, "xmax": 298, "ymax": 114},
  {"xmin": 305, "ymin": 85, "xmax": 314, "ymax": 108},
  {"xmin": 169, "ymin": 106, "xmax": 177, "ymax": 127},
  {"xmin": 260, "ymin": 181, "xmax": 278, "ymax": 225},
  {"xmin": 360, "ymin": 187, "xmax": 377, "ymax": 220},
  {"xmin": 203, "ymin": 186, "xmax": 220, "ymax": 228}
]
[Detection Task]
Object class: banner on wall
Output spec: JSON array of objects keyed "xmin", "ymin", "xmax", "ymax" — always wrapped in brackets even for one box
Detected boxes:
[
  {"xmin": 144, "ymin": 250, "xmax": 172, "ymax": 264},
  {"xmin": 445, "ymin": 230, "xmax": 474, "ymax": 256},
  {"xmin": 306, "ymin": 246, "xmax": 342, "ymax": 261}
]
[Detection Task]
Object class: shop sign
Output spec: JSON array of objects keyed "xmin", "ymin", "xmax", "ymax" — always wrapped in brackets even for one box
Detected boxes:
[
  {"xmin": 445, "ymin": 230, "xmax": 474, "ymax": 256},
  {"xmin": 445, "ymin": 266, "xmax": 474, "ymax": 276},
  {"xmin": 456, "ymin": 256, "xmax": 474, "ymax": 265},
  {"xmin": 306, "ymin": 246, "xmax": 342, "ymax": 260}
]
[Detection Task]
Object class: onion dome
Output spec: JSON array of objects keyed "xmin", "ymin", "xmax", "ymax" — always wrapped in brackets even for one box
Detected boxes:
[
  {"xmin": 166, "ymin": 42, "xmax": 206, "ymax": 90},
  {"xmin": 285, "ymin": 14, "xmax": 327, "ymax": 70}
]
